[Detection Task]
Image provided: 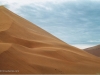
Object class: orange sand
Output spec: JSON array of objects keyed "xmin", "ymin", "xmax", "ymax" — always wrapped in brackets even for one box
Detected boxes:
[{"xmin": 0, "ymin": 6, "xmax": 100, "ymax": 74}]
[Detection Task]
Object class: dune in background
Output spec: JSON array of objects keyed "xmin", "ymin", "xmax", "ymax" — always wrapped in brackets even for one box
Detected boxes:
[
  {"xmin": 0, "ymin": 6, "xmax": 100, "ymax": 74},
  {"xmin": 84, "ymin": 45, "xmax": 100, "ymax": 57}
]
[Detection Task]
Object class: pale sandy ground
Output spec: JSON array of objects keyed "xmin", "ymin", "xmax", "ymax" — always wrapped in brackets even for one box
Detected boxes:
[
  {"xmin": 0, "ymin": 6, "xmax": 100, "ymax": 74},
  {"xmin": 84, "ymin": 45, "xmax": 100, "ymax": 57}
]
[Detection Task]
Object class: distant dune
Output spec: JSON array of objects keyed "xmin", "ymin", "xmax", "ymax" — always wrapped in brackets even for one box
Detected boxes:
[
  {"xmin": 84, "ymin": 45, "xmax": 100, "ymax": 57},
  {"xmin": 0, "ymin": 6, "xmax": 100, "ymax": 74}
]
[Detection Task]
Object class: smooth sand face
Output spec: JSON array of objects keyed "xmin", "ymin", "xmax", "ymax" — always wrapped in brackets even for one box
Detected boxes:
[
  {"xmin": 0, "ymin": 43, "xmax": 12, "ymax": 54},
  {"xmin": 0, "ymin": 10, "xmax": 13, "ymax": 31},
  {"xmin": 0, "ymin": 6, "xmax": 100, "ymax": 74}
]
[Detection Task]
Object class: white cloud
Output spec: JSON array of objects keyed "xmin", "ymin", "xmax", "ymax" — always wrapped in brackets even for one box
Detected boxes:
[
  {"xmin": 0, "ymin": 0, "xmax": 80, "ymax": 13},
  {"xmin": 72, "ymin": 44, "xmax": 96, "ymax": 49},
  {"xmin": 0, "ymin": 0, "xmax": 77, "ymax": 5},
  {"xmin": 0, "ymin": 0, "xmax": 72, "ymax": 12}
]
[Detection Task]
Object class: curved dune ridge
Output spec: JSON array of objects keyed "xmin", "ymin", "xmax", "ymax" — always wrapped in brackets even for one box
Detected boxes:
[{"xmin": 0, "ymin": 6, "xmax": 100, "ymax": 74}]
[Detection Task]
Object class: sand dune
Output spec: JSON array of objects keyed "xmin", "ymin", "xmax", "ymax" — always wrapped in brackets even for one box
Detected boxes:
[
  {"xmin": 0, "ymin": 43, "xmax": 12, "ymax": 54},
  {"xmin": 84, "ymin": 45, "xmax": 100, "ymax": 57},
  {"xmin": 0, "ymin": 6, "xmax": 100, "ymax": 74}
]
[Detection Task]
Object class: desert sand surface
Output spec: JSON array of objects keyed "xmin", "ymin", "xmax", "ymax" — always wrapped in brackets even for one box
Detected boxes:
[
  {"xmin": 0, "ymin": 6, "xmax": 100, "ymax": 74},
  {"xmin": 84, "ymin": 45, "xmax": 100, "ymax": 57}
]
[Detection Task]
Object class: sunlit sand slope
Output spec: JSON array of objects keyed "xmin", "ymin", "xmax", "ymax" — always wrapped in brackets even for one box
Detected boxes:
[{"xmin": 0, "ymin": 6, "xmax": 100, "ymax": 74}]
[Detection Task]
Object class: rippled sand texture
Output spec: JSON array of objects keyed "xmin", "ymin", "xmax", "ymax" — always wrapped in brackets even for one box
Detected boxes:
[{"xmin": 0, "ymin": 6, "xmax": 100, "ymax": 74}]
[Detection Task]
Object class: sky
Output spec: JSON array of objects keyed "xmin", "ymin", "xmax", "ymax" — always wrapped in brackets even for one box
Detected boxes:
[{"xmin": 0, "ymin": 0, "xmax": 100, "ymax": 49}]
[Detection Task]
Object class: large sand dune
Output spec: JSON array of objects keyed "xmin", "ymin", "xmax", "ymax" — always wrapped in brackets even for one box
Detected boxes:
[
  {"xmin": 0, "ymin": 6, "xmax": 100, "ymax": 74},
  {"xmin": 84, "ymin": 45, "xmax": 100, "ymax": 57}
]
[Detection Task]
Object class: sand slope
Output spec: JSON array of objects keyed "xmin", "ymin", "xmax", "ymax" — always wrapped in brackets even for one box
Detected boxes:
[
  {"xmin": 84, "ymin": 45, "xmax": 100, "ymax": 57},
  {"xmin": 0, "ymin": 6, "xmax": 100, "ymax": 74}
]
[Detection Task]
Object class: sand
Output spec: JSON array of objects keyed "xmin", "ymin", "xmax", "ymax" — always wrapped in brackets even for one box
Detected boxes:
[
  {"xmin": 84, "ymin": 45, "xmax": 100, "ymax": 57},
  {"xmin": 0, "ymin": 6, "xmax": 100, "ymax": 74}
]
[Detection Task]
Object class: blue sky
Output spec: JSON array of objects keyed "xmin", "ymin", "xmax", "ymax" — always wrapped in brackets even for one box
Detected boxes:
[{"xmin": 0, "ymin": 0, "xmax": 100, "ymax": 49}]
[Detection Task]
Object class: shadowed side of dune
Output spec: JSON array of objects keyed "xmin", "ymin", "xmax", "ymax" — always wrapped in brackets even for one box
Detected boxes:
[{"xmin": 84, "ymin": 45, "xmax": 100, "ymax": 57}]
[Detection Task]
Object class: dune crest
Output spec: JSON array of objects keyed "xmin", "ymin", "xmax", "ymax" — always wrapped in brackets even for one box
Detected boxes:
[{"xmin": 0, "ymin": 6, "xmax": 100, "ymax": 74}]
